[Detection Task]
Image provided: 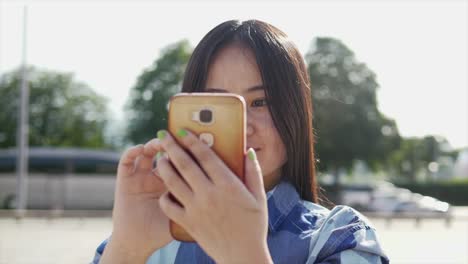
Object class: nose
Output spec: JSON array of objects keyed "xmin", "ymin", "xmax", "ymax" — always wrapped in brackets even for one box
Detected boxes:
[{"xmin": 247, "ymin": 123, "xmax": 254, "ymax": 136}]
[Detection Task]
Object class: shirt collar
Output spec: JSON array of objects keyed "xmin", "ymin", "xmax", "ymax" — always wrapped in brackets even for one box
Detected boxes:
[{"xmin": 266, "ymin": 180, "xmax": 300, "ymax": 233}]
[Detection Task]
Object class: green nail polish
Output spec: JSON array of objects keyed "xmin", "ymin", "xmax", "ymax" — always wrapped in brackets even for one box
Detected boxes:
[
  {"xmin": 157, "ymin": 130, "xmax": 166, "ymax": 140},
  {"xmin": 156, "ymin": 151, "xmax": 163, "ymax": 159},
  {"xmin": 177, "ymin": 129, "xmax": 188, "ymax": 137},
  {"xmin": 248, "ymin": 149, "xmax": 256, "ymax": 161}
]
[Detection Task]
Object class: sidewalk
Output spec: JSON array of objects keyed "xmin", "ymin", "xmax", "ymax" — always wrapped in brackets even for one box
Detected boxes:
[
  {"xmin": 0, "ymin": 217, "xmax": 112, "ymax": 264},
  {"xmin": 1, "ymin": 209, "xmax": 467, "ymax": 264}
]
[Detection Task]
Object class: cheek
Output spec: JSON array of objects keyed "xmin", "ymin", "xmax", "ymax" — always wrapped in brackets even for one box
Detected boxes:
[
  {"xmin": 265, "ymin": 112, "xmax": 286, "ymax": 154},
  {"xmin": 255, "ymin": 112, "xmax": 287, "ymax": 169},
  {"xmin": 268, "ymin": 129, "xmax": 287, "ymax": 164}
]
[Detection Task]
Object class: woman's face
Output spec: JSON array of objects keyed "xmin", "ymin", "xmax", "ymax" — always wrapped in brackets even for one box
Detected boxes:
[{"xmin": 204, "ymin": 44, "xmax": 287, "ymax": 191}]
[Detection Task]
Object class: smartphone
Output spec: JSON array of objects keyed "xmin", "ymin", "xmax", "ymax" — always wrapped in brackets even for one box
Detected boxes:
[{"xmin": 166, "ymin": 92, "xmax": 246, "ymax": 242}]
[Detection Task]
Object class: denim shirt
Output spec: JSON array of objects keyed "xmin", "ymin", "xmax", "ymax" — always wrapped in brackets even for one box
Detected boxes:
[{"xmin": 91, "ymin": 181, "xmax": 389, "ymax": 264}]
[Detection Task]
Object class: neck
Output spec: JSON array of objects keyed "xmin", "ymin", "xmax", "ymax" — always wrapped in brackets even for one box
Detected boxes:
[{"xmin": 263, "ymin": 169, "xmax": 282, "ymax": 192}]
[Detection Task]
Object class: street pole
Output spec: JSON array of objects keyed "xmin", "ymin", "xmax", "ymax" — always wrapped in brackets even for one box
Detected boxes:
[{"xmin": 15, "ymin": 5, "xmax": 29, "ymax": 217}]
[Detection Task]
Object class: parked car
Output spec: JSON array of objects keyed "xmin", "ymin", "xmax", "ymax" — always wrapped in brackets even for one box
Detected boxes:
[{"xmin": 368, "ymin": 182, "xmax": 450, "ymax": 215}]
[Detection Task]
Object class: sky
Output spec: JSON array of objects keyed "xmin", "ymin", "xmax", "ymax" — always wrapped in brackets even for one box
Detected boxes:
[{"xmin": 1, "ymin": 0, "xmax": 467, "ymax": 149}]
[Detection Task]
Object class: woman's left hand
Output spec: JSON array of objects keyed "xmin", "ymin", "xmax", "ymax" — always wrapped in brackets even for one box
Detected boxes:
[{"xmin": 148, "ymin": 129, "xmax": 272, "ymax": 264}]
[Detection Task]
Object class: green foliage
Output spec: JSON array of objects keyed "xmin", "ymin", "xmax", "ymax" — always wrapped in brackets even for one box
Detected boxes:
[
  {"xmin": 388, "ymin": 135, "xmax": 452, "ymax": 182},
  {"xmin": 306, "ymin": 38, "xmax": 401, "ymax": 173},
  {"xmin": 0, "ymin": 67, "xmax": 109, "ymax": 148},
  {"xmin": 443, "ymin": 177, "xmax": 468, "ymax": 185},
  {"xmin": 125, "ymin": 40, "xmax": 192, "ymax": 144}
]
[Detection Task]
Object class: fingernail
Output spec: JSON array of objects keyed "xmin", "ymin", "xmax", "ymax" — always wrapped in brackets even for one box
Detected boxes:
[
  {"xmin": 248, "ymin": 148, "xmax": 256, "ymax": 161},
  {"xmin": 157, "ymin": 130, "xmax": 166, "ymax": 140},
  {"xmin": 156, "ymin": 151, "xmax": 163, "ymax": 160},
  {"xmin": 177, "ymin": 129, "xmax": 187, "ymax": 138}
]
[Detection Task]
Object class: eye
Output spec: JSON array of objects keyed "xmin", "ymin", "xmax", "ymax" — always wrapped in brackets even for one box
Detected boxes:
[{"xmin": 251, "ymin": 98, "xmax": 267, "ymax": 107}]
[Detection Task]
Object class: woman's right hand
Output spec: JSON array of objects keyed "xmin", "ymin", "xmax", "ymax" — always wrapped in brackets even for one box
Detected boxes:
[{"xmin": 101, "ymin": 139, "xmax": 172, "ymax": 263}]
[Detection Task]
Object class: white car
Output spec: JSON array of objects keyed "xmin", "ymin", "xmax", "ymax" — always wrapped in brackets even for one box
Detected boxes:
[{"xmin": 368, "ymin": 182, "xmax": 450, "ymax": 214}]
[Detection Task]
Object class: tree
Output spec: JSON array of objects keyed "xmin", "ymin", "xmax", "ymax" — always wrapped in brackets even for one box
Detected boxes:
[
  {"xmin": 388, "ymin": 135, "xmax": 453, "ymax": 182},
  {"xmin": 0, "ymin": 67, "xmax": 109, "ymax": 148},
  {"xmin": 306, "ymin": 37, "xmax": 401, "ymax": 176},
  {"xmin": 125, "ymin": 40, "xmax": 192, "ymax": 144}
]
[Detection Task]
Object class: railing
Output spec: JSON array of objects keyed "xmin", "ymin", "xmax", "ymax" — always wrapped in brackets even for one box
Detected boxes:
[
  {"xmin": 0, "ymin": 209, "xmax": 112, "ymax": 219},
  {"xmin": 362, "ymin": 206, "xmax": 468, "ymax": 228},
  {"xmin": 2, "ymin": 207, "xmax": 468, "ymax": 226}
]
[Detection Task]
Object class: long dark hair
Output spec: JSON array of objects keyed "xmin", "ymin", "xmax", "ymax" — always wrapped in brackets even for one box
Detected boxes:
[{"xmin": 181, "ymin": 20, "xmax": 319, "ymax": 203}]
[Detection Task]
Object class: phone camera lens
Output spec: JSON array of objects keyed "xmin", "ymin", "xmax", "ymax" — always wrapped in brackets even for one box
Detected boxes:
[{"xmin": 199, "ymin": 109, "xmax": 212, "ymax": 123}]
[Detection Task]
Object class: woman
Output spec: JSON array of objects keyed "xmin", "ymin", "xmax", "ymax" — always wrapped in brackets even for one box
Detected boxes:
[{"xmin": 92, "ymin": 19, "xmax": 389, "ymax": 264}]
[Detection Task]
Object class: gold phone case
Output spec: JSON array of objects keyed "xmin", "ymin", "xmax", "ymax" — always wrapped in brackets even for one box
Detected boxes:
[{"xmin": 167, "ymin": 93, "xmax": 246, "ymax": 242}]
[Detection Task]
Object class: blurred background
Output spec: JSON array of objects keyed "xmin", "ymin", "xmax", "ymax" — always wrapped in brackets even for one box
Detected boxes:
[{"xmin": 0, "ymin": 0, "xmax": 467, "ymax": 263}]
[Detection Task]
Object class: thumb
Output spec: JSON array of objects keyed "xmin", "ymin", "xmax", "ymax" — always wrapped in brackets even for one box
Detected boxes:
[{"xmin": 244, "ymin": 148, "xmax": 265, "ymax": 201}]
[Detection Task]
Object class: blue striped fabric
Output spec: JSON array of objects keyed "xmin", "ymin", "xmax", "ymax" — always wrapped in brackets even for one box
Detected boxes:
[{"xmin": 91, "ymin": 181, "xmax": 389, "ymax": 264}]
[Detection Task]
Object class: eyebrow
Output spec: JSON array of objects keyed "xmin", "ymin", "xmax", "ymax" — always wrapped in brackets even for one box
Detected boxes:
[{"xmin": 205, "ymin": 85, "xmax": 264, "ymax": 93}]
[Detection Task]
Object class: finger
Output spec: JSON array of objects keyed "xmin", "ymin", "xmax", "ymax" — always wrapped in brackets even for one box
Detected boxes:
[
  {"xmin": 157, "ymin": 156, "xmax": 194, "ymax": 206},
  {"xmin": 143, "ymin": 138, "xmax": 163, "ymax": 157},
  {"xmin": 117, "ymin": 145, "xmax": 144, "ymax": 176},
  {"xmin": 244, "ymin": 148, "xmax": 266, "ymax": 201},
  {"xmin": 157, "ymin": 130, "xmax": 212, "ymax": 192},
  {"xmin": 139, "ymin": 138, "xmax": 163, "ymax": 170},
  {"xmin": 172, "ymin": 128, "xmax": 239, "ymax": 185},
  {"xmin": 148, "ymin": 169, "xmax": 167, "ymax": 198},
  {"xmin": 159, "ymin": 192, "xmax": 187, "ymax": 227}
]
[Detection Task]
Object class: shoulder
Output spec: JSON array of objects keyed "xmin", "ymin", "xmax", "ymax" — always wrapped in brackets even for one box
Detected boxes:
[
  {"xmin": 279, "ymin": 200, "xmax": 330, "ymax": 233},
  {"xmin": 308, "ymin": 203, "xmax": 374, "ymax": 229},
  {"xmin": 301, "ymin": 204, "xmax": 389, "ymax": 263},
  {"xmin": 273, "ymin": 198, "xmax": 389, "ymax": 263},
  {"xmin": 269, "ymin": 182, "xmax": 373, "ymax": 235},
  {"xmin": 283, "ymin": 201, "xmax": 373, "ymax": 235},
  {"xmin": 298, "ymin": 202, "xmax": 376, "ymax": 231}
]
